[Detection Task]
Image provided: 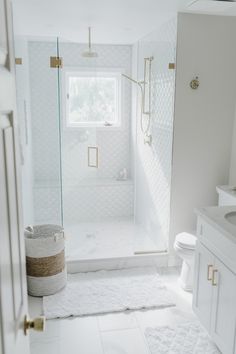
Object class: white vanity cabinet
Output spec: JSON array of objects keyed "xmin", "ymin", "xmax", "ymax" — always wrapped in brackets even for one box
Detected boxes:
[
  {"xmin": 193, "ymin": 242, "xmax": 214, "ymax": 331},
  {"xmin": 211, "ymin": 257, "xmax": 236, "ymax": 354},
  {"xmin": 193, "ymin": 210, "xmax": 236, "ymax": 354}
]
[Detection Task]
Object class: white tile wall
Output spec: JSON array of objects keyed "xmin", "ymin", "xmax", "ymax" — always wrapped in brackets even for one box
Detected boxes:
[
  {"xmin": 58, "ymin": 43, "xmax": 132, "ymax": 179},
  {"xmin": 33, "ymin": 185, "xmax": 62, "ymax": 224},
  {"xmin": 29, "ymin": 41, "xmax": 61, "ymax": 182},
  {"xmin": 15, "ymin": 37, "xmax": 34, "ymax": 226},
  {"xmin": 28, "ymin": 41, "xmax": 63, "ymax": 225},
  {"xmin": 28, "ymin": 41, "xmax": 133, "ymax": 223},
  {"xmin": 63, "ymin": 183, "xmax": 134, "ymax": 223}
]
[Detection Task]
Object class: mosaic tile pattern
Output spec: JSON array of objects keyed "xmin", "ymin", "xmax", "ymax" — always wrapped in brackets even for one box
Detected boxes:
[
  {"xmin": 63, "ymin": 182, "xmax": 134, "ymax": 223},
  {"xmin": 29, "ymin": 42, "xmax": 133, "ymax": 223},
  {"xmin": 33, "ymin": 184, "xmax": 62, "ymax": 224},
  {"xmin": 58, "ymin": 42, "xmax": 132, "ymax": 182}
]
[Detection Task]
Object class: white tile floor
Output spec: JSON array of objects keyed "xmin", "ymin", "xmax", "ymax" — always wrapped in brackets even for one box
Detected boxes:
[
  {"xmin": 29, "ymin": 267, "xmax": 197, "ymax": 354},
  {"xmin": 65, "ymin": 218, "xmax": 167, "ymax": 261}
]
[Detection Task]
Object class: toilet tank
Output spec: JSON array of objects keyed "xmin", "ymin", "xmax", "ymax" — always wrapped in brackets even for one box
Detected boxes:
[{"xmin": 216, "ymin": 185, "xmax": 236, "ymax": 206}]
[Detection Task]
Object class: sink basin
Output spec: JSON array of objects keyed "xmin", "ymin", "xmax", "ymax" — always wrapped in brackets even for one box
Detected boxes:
[{"xmin": 225, "ymin": 211, "xmax": 236, "ymax": 226}]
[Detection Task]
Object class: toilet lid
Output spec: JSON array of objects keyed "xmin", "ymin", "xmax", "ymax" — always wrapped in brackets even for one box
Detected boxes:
[{"xmin": 175, "ymin": 232, "xmax": 196, "ymax": 250}]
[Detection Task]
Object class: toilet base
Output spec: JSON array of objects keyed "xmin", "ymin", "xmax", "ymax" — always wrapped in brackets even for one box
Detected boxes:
[{"xmin": 179, "ymin": 260, "xmax": 194, "ymax": 292}]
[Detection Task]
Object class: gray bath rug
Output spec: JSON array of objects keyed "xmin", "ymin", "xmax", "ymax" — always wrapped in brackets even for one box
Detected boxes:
[
  {"xmin": 145, "ymin": 322, "xmax": 220, "ymax": 354},
  {"xmin": 43, "ymin": 267, "xmax": 175, "ymax": 319}
]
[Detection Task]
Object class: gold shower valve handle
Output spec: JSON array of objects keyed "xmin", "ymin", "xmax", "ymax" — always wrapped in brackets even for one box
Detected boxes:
[{"xmin": 24, "ymin": 315, "xmax": 46, "ymax": 335}]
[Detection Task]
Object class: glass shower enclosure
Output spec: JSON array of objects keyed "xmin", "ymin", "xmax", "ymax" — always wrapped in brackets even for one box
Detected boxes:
[
  {"xmin": 14, "ymin": 17, "xmax": 177, "ymax": 264},
  {"xmin": 57, "ymin": 39, "xmax": 154, "ymax": 261}
]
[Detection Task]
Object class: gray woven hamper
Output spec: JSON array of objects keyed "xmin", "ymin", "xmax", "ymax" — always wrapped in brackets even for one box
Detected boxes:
[{"xmin": 24, "ymin": 224, "xmax": 67, "ymax": 296}]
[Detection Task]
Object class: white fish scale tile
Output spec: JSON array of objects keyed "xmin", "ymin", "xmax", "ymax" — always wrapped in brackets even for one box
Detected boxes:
[
  {"xmin": 29, "ymin": 41, "xmax": 133, "ymax": 223},
  {"xmin": 63, "ymin": 184, "xmax": 134, "ymax": 223}
]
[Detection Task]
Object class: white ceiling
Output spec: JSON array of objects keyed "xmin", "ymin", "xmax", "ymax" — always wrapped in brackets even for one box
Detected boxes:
[{"xmin": 12, "ymin": 0, "xmax": 236, "ymax": 44}]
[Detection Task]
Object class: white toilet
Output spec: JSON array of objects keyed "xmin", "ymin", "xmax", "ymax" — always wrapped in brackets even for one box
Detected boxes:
[
  {"xmin": 174, "ymin": 232, "xmax": 196, "ymax": 291},
  {"xmin": 174, "ymin": 185, "xmax": 235, "ymax": 292}
]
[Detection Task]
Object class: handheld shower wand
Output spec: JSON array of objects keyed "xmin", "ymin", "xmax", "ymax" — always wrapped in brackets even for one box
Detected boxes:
[
  {"xmin": 121, "ymin": 73, "xmax": 143, "ymax": 86},
  {"xmin": 122, "ymin": 56, "xmax": 153, "ymax": 145}
]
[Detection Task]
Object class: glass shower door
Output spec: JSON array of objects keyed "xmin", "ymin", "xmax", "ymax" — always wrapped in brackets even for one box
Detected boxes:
[
  {"xmin": 57, "ymin": 38, "xmax": 99, "ymax": 260},
  {"xmin": 57, "ymin": 37, "xmax": 135, "ymax": 261},
  {"xmin": 135, "ymin": 18, "xmax": 177, "ymax": 252},
  {"xmin": 14, "ymin": 36, "xmax": 63, "ymax": 227}
]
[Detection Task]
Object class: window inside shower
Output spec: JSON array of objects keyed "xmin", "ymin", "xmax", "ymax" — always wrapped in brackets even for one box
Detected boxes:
[
  {"xmin": 64, "ymin": 69, "xmax": 122, "ymax": 128},
  {"xmin": 14, "ymin": 17, "xmax": 177, "ymax": 263}
]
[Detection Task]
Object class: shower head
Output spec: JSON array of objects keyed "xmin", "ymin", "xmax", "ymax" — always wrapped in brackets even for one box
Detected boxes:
[{"xmin": 82, "ymin": 27, "xmax": 98, "ymax": 58}]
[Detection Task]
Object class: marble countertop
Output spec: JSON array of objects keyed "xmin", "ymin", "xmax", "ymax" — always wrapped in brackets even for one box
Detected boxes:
[{"xmin": 195, "ymin": 206, "xmax": 236, "ymax": 244}]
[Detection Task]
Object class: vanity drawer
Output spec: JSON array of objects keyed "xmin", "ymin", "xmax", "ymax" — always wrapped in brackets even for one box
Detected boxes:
[{"xmin": 197, "ymin": 217, "xmax": 236, "ymax": 273}]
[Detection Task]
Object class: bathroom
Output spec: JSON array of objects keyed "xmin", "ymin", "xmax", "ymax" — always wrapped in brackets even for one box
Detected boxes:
[{"xmin": 1, "ymin": 0, "xmax": 236, "ymax": 353}]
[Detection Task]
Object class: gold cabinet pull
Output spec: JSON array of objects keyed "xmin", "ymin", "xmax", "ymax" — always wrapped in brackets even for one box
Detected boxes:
[
  {"xmin": 212, "ymin": 269, "xmax": 218, "ymax": 286},
  {"xmin": 207, "ymin": 265, "xmax": 213, "ymax": 281}
]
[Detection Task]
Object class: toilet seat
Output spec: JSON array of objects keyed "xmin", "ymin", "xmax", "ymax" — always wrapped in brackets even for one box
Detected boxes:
[{"xmin": 175, "ymin": 232, "xmax": 196, "ymax": 250}]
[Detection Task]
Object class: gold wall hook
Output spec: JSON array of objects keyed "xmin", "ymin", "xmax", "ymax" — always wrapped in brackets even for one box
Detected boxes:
[{"xmin": 190, "ymin": 76, "xmax": 199, "ymax": 90}]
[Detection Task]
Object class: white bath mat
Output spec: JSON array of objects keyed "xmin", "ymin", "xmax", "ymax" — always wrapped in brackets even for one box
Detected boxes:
[
  {"xmin": 145, "ymin": 322, "xmax": 220, "ymax": 354},
  {"xmin": 43, "ymin": 267, "xmax": 175, "ymax": 319}
]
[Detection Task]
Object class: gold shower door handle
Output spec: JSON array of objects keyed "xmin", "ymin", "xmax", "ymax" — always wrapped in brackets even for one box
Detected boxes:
[
  {"xmin": 207, "ymin": 264, "xmax": 213, "ymax": 281},
  {"xmin": 88, "ymin": 146, "xmax": 99, "ymax": 168},
  {"xmin": 212, "ymin": 269, "xmax": 218, "ymax": 286}
]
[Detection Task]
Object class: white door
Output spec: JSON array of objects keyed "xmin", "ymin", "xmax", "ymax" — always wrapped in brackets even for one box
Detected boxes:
[
  {"xmin": 192, "ymin": 242, "xmax": 214, "ymax": 332},
  {"xmin": 0, "ymin": 0, "xmax": 30, "ymax": 353},
  {"xmin": 211, "ymin": 258, "xmax": 236, "ymax": 354}
]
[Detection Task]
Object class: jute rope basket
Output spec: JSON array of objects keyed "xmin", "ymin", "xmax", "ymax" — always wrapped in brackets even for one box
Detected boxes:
[{"xmin": 25, "ymin": 224, "xmax": 67, "ymax": 296}]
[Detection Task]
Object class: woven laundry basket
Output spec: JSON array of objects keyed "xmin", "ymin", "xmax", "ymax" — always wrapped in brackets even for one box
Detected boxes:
[{"xmin": 24, "ymin": 224, "xmax": 67, "ymax": 297}]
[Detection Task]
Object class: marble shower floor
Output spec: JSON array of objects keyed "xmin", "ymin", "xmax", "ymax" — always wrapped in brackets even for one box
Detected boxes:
[
  {"xmin": 65, "ymin": 218, "xmax": 167, "ymax": 261},
  {"xmin": 29, "ymin": 267, "xmax": 196, "ymax": 354}
]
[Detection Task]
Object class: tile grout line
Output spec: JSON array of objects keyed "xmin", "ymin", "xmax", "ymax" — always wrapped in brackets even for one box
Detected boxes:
[
  {"xmin": 134, "ymin": 267, "xmax": 181, "ymax": 354},
  {"xmin": 96, "ymin": 316, "xmax": 106, "ymax": 354},
  {"xmin": 134, "ymin": 310, "xmax": 155, "ymax": 354}
]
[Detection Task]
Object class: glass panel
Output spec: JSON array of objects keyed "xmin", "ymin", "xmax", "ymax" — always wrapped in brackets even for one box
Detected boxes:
[
  {"xmin": 58, "ymin": 38, "xmax": 135, "ymax": 261},
  {"xmin": 14, "ymin": 36, "xmax": 63, "ymax": 227},
  {"xmin": 135, "ymin": 17, "xmax": 177, "ymax": 252},
  {"xmin": 14, "ymin": 21, "xmax": 176, "ymax": 261},
  {"xmin": 57, "ymin": 38, "xmax": 98, "ymax": 260}
]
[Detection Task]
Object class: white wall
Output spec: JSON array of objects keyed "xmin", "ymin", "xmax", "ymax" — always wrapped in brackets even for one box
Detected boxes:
[
  {"xmin": 229, "ymin": 107, "xmax": 236, "ymax": 185},
  {"xmin": 14, "ymin": 36, "xmax": 34, "ymax": 226},
  {"xmin": 169, "ymin": 13, "xmax": 236, "ymax": 264}
]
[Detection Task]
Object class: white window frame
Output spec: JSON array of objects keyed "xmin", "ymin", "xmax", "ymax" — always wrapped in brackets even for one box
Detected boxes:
[{"xmin": 63, "ymin": 67, "xmax": 123, "ymax": 130}]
